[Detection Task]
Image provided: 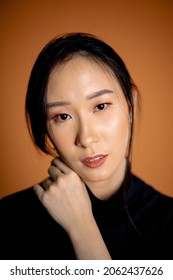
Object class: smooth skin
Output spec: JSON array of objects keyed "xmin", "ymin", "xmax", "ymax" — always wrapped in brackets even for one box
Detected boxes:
[{"xmin": 34, "ymin": 55, "xmax": 132, "ymax": 259}]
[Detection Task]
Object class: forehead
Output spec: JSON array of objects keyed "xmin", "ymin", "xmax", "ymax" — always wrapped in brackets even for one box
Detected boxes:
[{"xmin": 46, "ymin": 55, "xmax": 123, "ymax": 101}]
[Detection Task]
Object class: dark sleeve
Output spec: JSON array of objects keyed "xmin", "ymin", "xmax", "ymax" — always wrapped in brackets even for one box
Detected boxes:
[
  {"xmin": 129, "ymin": 175, "xmax": 173, "ymax": 259},
  {"xmin": 157, "ymin": 198, "xmax": 173, "ymax": 258},
  {"xmin": 0, "ymin": 188, "xmax": 76, "ymax": 260},
  {"xmin": 0, "ymin": 188, "xmax": 42, "ymax": 259}
]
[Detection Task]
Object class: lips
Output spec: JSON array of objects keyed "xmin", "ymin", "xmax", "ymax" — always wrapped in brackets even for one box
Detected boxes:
[{"xmin": 81, "ymin": 154, "xmax": 108, "ymax": 168}]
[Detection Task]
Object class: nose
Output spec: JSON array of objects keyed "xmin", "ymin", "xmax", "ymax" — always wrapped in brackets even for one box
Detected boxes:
[{"xmin": 75, "ymin": 118, "xmax": 99, "ymax": 148}]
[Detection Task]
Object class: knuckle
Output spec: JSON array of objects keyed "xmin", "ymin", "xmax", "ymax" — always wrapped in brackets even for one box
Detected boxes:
[
  {"xmin": 48, "ymin": 183, "xmax": 56, "ymax": 193},
  {"xmin": 57, "ymin": 176, "xmax": 65, "ymax": 187},
  {"xmin": 41, "ymin": 192, "xmax": 49, "ymax": 205},
  {"xmin": 42, "ymin": 184, "xmax": 56, "ymax": 204}
]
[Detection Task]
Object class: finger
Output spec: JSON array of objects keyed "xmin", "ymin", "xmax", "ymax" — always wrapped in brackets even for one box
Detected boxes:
[
  {"xmin": 52, "ymin": 157, "xmax": 71, "ymax": 174},
  {"xmin": 33, "ymin": 184, "xmax": 44, "ymax": 201},
  {"xmin": 48, "ymin": 165, "xmax": 62, "ymax": 181},
  {"xmin": 41, "ymin": 177, "xmax": 53, "ymax": 190}
]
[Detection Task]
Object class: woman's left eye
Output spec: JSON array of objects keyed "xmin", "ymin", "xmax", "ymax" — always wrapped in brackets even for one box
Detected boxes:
[{"xmin": 94, "ymin": 103, "xmax": 110, "ymax": 112}]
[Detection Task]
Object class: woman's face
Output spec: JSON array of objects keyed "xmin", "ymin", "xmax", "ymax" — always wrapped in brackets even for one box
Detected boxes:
[{"xmin": 46, "ymin": 56, "xmax": 130, "ymax": 195}]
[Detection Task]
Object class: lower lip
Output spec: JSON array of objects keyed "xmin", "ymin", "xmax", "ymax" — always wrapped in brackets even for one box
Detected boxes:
[{"xmin": 81, "ymin": 155, "xmax": 108, "ymax": 168}]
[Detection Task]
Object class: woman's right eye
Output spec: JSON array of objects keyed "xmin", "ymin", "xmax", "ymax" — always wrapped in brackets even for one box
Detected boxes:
[{"xmin": 54, "ymin": 114, "xmax": 71, "ymax": 122}]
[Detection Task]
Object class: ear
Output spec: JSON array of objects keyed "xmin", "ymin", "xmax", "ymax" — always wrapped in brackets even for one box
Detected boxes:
[
  {"xmin": 132, "ymin": 86, "xmax": 139, "ymax": 118},
  {"xmin": 128, "ymin": 86, "xmax": 139, "ymax": 125}
]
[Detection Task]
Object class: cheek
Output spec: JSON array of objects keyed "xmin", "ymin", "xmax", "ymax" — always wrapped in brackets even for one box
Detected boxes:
[
  {"xmin": 47, "ymin": 125, "xmax": 71, "ymax": 156},
  {"xmin": 50, "ymin": 135, "xmax": 70, "ymax": 155},
  {"xmin": 103, "ymin": 114, "xmax": 129, "ymax": 142},
  {"xmin": 105, "ymin": 118, "xmax": 130, "ymax": 162}
]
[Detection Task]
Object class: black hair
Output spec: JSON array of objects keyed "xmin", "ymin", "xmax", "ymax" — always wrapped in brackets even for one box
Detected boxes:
[{"xmin": 25, "ymin": 32, "xmax": 137, "ymax": 160}]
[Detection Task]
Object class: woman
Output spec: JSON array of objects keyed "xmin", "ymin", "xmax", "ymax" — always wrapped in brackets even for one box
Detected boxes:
[{"xmin": 1, "ymin": 33, "xmax": 173, "ymax": 260}]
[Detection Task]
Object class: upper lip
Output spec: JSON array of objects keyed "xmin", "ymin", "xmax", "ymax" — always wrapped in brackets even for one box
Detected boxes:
[{"xmin": 81, "ymin": 154, "xmax": 107, "ymax": 163}]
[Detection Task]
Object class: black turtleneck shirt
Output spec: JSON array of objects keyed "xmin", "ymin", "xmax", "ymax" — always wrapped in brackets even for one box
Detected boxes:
[{"xmin": 0, "ymin": 174, "xmax": 173, "ymax": 259}]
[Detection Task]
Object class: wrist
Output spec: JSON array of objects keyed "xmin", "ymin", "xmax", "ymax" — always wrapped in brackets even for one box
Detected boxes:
[
  {"xmin": 68, "ymin": 216, "xmax": 97, "ymax": 240},
  {"xmin": 68, "ymin": 218, "xmax": 111, "ymax": 260}
]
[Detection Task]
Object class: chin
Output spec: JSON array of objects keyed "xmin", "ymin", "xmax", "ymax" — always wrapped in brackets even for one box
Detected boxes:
[{"xmin": 81, "ymin": 170, "xmax": 111, "ymax": 183}]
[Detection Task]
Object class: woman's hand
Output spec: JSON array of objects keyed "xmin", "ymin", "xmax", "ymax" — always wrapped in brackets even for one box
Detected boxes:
[
  {"xmin": 34, "ymin": 157, "xmax": 92, "ymax": 234},
  {"xmin": 34, "ymin": 157, "xmax": 111, "ymax": 259}
]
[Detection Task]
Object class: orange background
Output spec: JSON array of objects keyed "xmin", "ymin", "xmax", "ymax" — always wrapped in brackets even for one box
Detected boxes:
[{"xmin": 0, "ymin": 0, "xmax": 173, "ymax": 198}]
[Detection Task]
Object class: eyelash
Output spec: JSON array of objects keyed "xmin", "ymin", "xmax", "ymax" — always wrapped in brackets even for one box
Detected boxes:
[
  {"xmin": 94, "ymin": 102, "xmax": 111, "ymax": 112},
  {"xmin": 53, "ymin": 103, "xmax": 111, "ymax": 123}
]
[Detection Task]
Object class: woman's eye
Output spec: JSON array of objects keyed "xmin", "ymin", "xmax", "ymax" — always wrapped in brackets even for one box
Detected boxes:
[
  {"xmin": 54, "ymin": 114, "xmax": 71, "ymax": 122},
  {"xmin": 94, "ymin": 103, "xmax": 110, "ymax": 112}
]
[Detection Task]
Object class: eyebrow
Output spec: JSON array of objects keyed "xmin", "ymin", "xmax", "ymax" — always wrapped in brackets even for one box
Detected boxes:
[
  {"xmin": 46, "ymin": 89, "xmax": 114, "ymax": 109},
  {"xmin": 87, "ymin": 89, "xmax": 114, "ymax": 100}
]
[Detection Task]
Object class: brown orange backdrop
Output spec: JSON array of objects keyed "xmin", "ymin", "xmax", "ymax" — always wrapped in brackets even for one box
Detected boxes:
[{"xmin": 0, "ymin": 0, "xmax": 173, "ymax": 198}]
